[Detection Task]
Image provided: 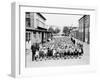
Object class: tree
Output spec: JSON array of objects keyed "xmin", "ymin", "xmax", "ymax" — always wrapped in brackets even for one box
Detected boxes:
[
  {"xmin": 63, "ymin": 26, "xmax": 70, "ymax": 36},
  {"xmin": 54, "ymin": 28, "xmax": 60, "ymax": 34},
  {"xmin": 48, "ymin": 27, "xmax": 54, "ymax": 33}
]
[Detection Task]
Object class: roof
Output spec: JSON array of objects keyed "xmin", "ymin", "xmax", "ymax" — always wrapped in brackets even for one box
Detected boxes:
[
  {"xmin": 26, "ymin": 27, "xmax": 51, "ymax": 33},
  {"xmin": 79, "ymin": 15, "xmax": 89, "ymax": 21},
  {"xmin": 37, "ymin": 26, "xmax": 47, "ymax": 30},
  {"xmin": 37, "ymin": 13, "xmax": 46, "ymax": 20}
]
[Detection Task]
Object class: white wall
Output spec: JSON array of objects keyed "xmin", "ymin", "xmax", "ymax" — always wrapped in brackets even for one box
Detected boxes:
[
  {"xmin": 30, "ymin": 12, "xmax": 35, "ymax": 28},
  {"xmin": 36, "ymin": 13, "xmax": 46, "ymax": 28},
  {"xmin": 0, "ymin": 0, "xmax": 100, "ymax": 80}
]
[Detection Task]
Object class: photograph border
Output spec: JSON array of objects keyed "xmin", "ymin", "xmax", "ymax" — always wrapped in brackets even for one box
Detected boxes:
[{"xmin": 11, "ymin": 2, "xmax": 96, "ymax": 78}]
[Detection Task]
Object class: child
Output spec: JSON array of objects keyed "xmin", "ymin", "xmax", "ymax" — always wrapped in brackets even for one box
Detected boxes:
[
  {"xmin": 53, "ymin": 49, "xmax": 57, "ymax": 59},
  {"xmin": 43, "ymin": 47, "xmax": 48, "ymax": 60},
  {"xmin": 35, "ymin": 49, "xmax": 39, "ymax": 61}
]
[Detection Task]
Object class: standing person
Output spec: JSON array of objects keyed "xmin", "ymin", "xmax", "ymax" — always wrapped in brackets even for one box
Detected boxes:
[
  {"xmin": 31, "ymin": 43, "xmax": 36, "ymax": 61},
  {"xmin": 53, "ymin": 49, "xmax": 56, "ymax": 59},
  {"xmin": 35, "ymin": 49, "xmax": 39, "ymax": 61},
  {"xmin": 26, "ymin": 41, "xmax": 29, "ymax": 54},
  {"xmin": 27, "ymin": 40, "xmax": 32, "ymax": 54},
  {"xmin": 43, "ymin": 47, "xmax": 48, "ymax": 60}
]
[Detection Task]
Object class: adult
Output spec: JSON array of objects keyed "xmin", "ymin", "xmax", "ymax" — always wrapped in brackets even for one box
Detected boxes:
[
  {"xmin": 31, "ymin": 43, "xmax": 36, "ymax": 61},
  {"xmin": 26, "ymin": 40, "xmax": 31, "ymax": 54}
]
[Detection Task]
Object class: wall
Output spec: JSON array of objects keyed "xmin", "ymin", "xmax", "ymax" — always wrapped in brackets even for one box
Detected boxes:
[
  {"xmin": 84, "ymin": 15, "xmax": 90, "ymax": 43},
  {"xmin": 78, "ymin": 15, "xmax": 90, "ymax": 43},
  {"xmin": 36, "ymin": 13, "xmax": 46, "ymax": 28},
  {"xmin": 0, "ymin": 0, "xmax": 100, "ymax": 80},
  {"xmin": 79, "ymin": 16, "xmax": 84, "ymax": 42}
]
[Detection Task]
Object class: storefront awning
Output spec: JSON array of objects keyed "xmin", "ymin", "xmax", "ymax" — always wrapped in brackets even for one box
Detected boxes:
[{"xmin": 26, "ymin": 27, "xmax": 51, "ymax": 33}]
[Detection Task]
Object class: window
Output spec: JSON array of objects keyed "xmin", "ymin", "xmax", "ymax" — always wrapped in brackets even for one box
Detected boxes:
[
  {"xmin": 33, "ymin": 32, "xmax": 36, "ymax": 38},
  {"xmin": 26, "ymin": 18, "xmax": 31, "ymax": 27},
  {"xmin": 26, "ymin": 12, "xmax": 31, "ymax": 27},
  {"xmin": 26, "ymin": 12, "xmax": 30, "ymax": 18},
  {"xmin": 26, "ymin": 32, "xmax": 31, "ymax": 41}
]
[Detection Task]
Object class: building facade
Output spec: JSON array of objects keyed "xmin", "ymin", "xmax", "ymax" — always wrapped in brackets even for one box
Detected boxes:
[
  {"xmin": 78, "ymin": 15, "xmax": 90, "ymax": 44},
  {"xmin": 25, "ymin": 12, "xmax": 51, "ymax": 45}
]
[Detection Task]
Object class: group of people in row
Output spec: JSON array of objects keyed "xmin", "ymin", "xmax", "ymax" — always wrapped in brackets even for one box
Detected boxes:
[{"xmin": 31, "ymin": 37, "xmax": 84, "ymax": 61}]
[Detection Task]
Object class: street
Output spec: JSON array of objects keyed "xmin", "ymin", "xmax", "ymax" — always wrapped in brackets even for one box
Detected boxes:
[{"xmin": 26, "ymin": 37, "xmax": 89, "ymax": 67}]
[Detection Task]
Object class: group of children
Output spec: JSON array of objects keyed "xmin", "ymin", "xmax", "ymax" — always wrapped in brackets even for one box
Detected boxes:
[{"xmin": 32, "ymin": 40, "xmax": 84, "ymax": 61}]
